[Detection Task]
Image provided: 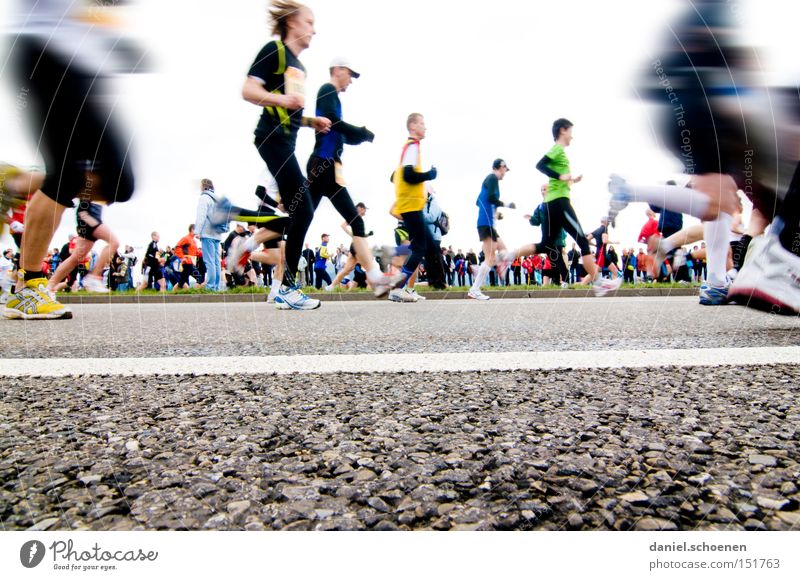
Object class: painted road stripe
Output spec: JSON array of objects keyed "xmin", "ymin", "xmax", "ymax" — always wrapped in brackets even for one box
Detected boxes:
[{"xmin": 2, "ymin": 347, "xmax": 799, "ymax": 377}]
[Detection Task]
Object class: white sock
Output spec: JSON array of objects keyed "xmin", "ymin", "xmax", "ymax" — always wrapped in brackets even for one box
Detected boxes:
[
  {"xmin": 271, "ymin": 278, "xmax": 281, "ymax": 292},
  {"xmin": 704, "ymin": 213, "xmax": 732, "ymax": 287},
  {"xmin": 471, "ymin": 263, "xmax": 490, "ymax": 291},
  {"xmin": 626, "ymin": 184, "xmax": 710, "ymax": 219}
]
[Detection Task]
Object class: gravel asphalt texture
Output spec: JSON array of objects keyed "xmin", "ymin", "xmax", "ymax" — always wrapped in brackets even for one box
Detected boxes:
[{"xmin": 1, "ymin": 298, "xmax": 798, "ymax": 531}]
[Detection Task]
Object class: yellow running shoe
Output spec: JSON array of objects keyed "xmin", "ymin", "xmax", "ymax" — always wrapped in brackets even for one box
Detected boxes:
[{"xmin": 3, "ymin": 277, "xmax": 73, "ymax": 320}]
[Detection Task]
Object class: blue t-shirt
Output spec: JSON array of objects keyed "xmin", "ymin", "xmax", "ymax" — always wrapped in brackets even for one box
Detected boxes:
[{"xmin": 476, "ymin": 174, "xmax": 501, "ymax": 228}]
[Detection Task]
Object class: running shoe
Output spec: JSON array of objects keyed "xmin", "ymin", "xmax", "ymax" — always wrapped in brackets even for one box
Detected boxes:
[
  {"xmin": 83, "ymin": 274, "xmax": 109, "ymax": 293},
  {"xmin": 323, "ymin": 284, "xmax": 334, "ymax": 292},
  {"xmin": 267, "ymin": 288, "xmax": 279, "ymax": 304},
  {"xmin": 274, "ymin": 285, "xmax": 321, "ymax": 310},
  {"xmin": 410, "ymin": 289, "xmax": 426, "ymax": 301},
  {"xmin": 3, "ymin": 277, "xmax": 73, "ymax": 320},
  {"xmin": 607, "ymin": 173, "xmax": 631, "ymax": 224},
  {"xmin": 226, "ymin": 236, "xmax": 251, "ymax": 275},
  {"xmin": 373, "ymin": 271, "xmax": 405, "ymax": 298},
  {"xmin": 0, "ymin": 292, "xmax": 8, "ymax": 305},
  {"xmin": 560, "ymin": 282, "xmax": 570, "ymax": 289},
  {"xmin": 592, "ymin": 276, "xmax": 623, "ymax": 297},
  {"xmin": 467, "ymin": 289, "xmax": 490, "ymax": 301},
  {"xmin": 388, "ymin": 287, "xmax": 418, "ymax": 303},
  {"xmin": 728, "ymin": 234, "xmax": 800, "ymax": 314},
  {"xmin": 698, "ymin": 282, "xmax": 730, "ymax": 306}
]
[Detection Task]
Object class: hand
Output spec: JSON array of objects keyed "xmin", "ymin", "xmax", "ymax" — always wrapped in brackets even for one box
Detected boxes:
[
  {"xmin": 281, "ymin": 94, "xmax": 305, "ymax": 110},
  {"xmin": 313, "ymin": 117, "xmax": 332, "ymax": 134},
  {"xmin": 523, "ymin": 214, "xmax": 532, "ymax": 221},
  {"xmin": 573, "ymin": 174, "xmax": 583, "ymax": 184},
  {"xmin": 427, "ymin": 166, "xmax": 438, "ymax": 180}
]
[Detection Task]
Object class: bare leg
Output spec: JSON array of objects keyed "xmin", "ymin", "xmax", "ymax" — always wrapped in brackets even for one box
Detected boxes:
[
  {"xmin": 329, "ymin": 256, "xmax": 357, "ymax": 289},
  {"xmin": 20, "ymin": 192, "xmax": 67, "ymax": 274}
]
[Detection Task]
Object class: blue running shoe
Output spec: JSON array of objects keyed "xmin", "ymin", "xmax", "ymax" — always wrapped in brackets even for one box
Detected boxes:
[{"xmin": 699, "ymin": 283, "xmax": 730, "ymax": 306}]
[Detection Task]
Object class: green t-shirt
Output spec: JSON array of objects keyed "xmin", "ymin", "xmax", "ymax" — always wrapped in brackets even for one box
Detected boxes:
[{"xmin": 544, "ymin": 143, "xmax": 571, "ymax": 202}]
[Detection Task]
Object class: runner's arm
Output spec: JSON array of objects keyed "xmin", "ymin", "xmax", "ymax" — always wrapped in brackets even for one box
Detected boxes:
[{"xmin": 535, "ymin": 155, "xmax": 561, "ymax": 179}]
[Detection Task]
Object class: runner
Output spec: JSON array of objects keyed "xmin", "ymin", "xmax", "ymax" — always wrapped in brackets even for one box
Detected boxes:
[
  {"xmin": 221, "ymin": 168, "xmax": 291, "ymax": 303},
  {"xmin": 324, "ymin": 202, "xmax": 377, "ymax": 291},
  {"xmin": 468, "ymin": 159, "xmax": 515, "ymax": 300},
  {"xmin": 606, "ymin": 2, "xmax": 793, "ymax": 306},
  {"xmin": 498, "ymin": 119, "xmax": 621, "ymax": 296},
  {"xmin": 388, "ymin": 113, "xmax": 438, "ymax": 303},
  {"xmin": 303, "ymin": 58, "xmax": 399, "ymax": 297},
  {"xmin": 233, "ymin": 0, "xmax": 332, "ymax": 310},
  {"xmin": 525, "ymin": 184, "xmax": 569, "ymax": 287},
  {"xmin": 2, "ymin": 0, "xmax": 140, "ymax": 320},
  {"xmin": 46, "ymin": 198, "xmax": 119, "ymax": 295}
]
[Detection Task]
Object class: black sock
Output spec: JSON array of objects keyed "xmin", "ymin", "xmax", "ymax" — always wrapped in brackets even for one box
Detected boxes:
[
  {"xmin": 778, "ymin": 161, "xmax": 800, "ymax": 257},
  {"xmin": 733, "ymin": 235, "xmax": 752, "ymax": 271},
  {"xmin": 24, "ymin": 270, "xmax": 43, "ymax": 282}
]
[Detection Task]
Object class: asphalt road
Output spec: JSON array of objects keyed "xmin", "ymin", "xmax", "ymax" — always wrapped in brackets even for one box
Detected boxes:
[
  {"xmin": 1, "ymin": 297, "xmax": 799, "ymax": 532},
  {"xmin": 1, "ymin": 296, "xmax": 798, "ymax": 359}
]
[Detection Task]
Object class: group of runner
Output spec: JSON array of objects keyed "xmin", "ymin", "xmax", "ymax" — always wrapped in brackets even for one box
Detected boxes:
[{"xmin": 2, "ymin": 0, "xmax": 799, "ymax": 319}]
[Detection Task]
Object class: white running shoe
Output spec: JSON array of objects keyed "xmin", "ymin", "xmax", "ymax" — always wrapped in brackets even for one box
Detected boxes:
[
  {"xmin": 607, "ymin": 174, "xmax": 631, "ymax": 224},
  {"xmin": 373, "ymin": 271, "xmax": 405, "ymax": 298},
  {"xmin": 267, "ymin": 288, "xmax": 279, "ymax": 304},
  {"xmin": 388, "ymin": 287, "xmax": 418, "ymax": 303},
  {"xmin": 274, "ymin": 285, "xmax": 321, "ymax": 310},
  {"xmin": 560, "ymin": 281, "xmax": 569, "ymax": 289},
  {"xmin": 727, "ymin": 233, "xmax": 800, "ymax": 315},
  {"xmin": 468, "ymin": 289, "xmax": 490, "ymax": 301},
  {"xmin": 592, "ymin": 276, "xmax": 623, "ymax": 297},
  {"xmin": 83, "ymin": 275, "xmax": 109, "ymax": 293},
  {"xmin": 0, "ymin": 292, "xmax": 8, "ymax": 305},
  {"xmin": 226, "ymin": 236, "xmax": 251, "ymax": 275},
  {"xmin": 324, "ymin": 284, "xmax": 334, "ymax": 292},
  {"xmin": 410, "ymin": 289, "xmax": 426, "ymax": 301}
]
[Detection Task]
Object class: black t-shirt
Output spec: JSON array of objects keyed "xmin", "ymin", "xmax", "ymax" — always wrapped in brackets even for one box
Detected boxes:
[
  {"xmin": 248, "ymin": 40, "xmax": 306, "ymax": 144},
  {"xmin": 145, "ymin": 240, "xmax": 160, "ymax": 269},
  {"xmin": 591, "ymin": 225, "xmax": 607, "ymax": 243}
]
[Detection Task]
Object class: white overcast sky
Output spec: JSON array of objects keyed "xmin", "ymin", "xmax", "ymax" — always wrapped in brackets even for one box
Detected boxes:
[{"xmin": 1, "ymin": 0, "xmax": 798, "ymax": 256}]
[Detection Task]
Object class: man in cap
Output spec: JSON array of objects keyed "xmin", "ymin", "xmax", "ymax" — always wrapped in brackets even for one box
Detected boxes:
[{"xmin": 304, "ymin": 57, "xmax": 400, "ymax": 297}]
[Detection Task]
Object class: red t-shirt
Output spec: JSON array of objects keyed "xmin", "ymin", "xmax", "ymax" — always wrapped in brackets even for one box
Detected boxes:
[{"xmin": 639, "ymin": 218, "xmax": 660, "ymax": 244}]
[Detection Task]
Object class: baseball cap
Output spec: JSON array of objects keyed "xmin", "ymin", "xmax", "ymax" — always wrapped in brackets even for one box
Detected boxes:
[
  {"xmin": 493, "ymin": 158, "xmax": 510, "ymax": 171},
  {"xmin": 330, "ymin": 57, "xmax": 360, "ymax": 78}
]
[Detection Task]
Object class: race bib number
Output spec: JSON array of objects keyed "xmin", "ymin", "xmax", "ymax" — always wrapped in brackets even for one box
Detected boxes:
[{"xmin": 284, "ymin": 67, "xmax": 306, "ymax": 103}]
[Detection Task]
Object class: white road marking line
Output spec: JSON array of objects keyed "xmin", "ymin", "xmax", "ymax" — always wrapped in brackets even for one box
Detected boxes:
[{"xmin": 2, "ymin": 347, "xmax": 799, "ymax": 377}]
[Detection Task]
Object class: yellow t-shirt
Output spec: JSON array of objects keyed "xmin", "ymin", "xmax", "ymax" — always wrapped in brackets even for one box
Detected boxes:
[{"xmin": 394, "ymin": 139, "xmax": 426, "ymax": 213}]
